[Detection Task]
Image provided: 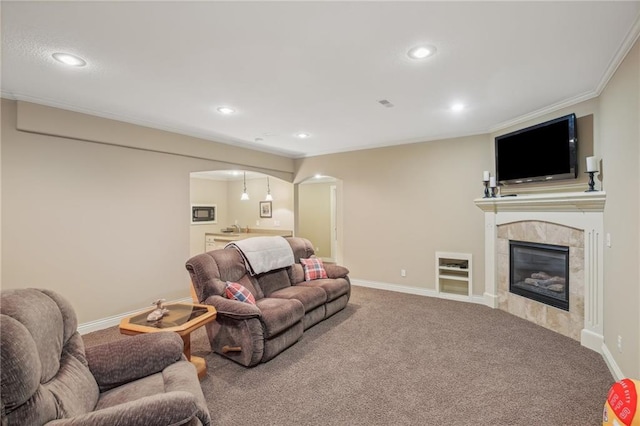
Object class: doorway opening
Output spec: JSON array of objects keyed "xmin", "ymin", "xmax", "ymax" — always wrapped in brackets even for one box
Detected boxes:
[{"xmin": 298, "ymin": 176, "xmax": 340, "ymax": 263}]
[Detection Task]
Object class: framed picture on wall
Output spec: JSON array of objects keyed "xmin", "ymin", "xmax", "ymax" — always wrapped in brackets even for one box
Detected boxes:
[{"xmin": 259, "ymin": 201, "xmax": 272, "ymax": 218}]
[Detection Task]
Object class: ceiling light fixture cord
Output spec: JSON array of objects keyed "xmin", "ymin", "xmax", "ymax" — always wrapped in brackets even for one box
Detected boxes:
[
  {"xmin": 241, "ymin": 172, "xmax": 249, "ymax": 200},
  {"xmin": 266, "ymin": 177, "xmax": 273, "ymax": 201}
]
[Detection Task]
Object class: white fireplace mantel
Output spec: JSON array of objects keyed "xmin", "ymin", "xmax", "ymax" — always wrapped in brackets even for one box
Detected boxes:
[
  {"xmin": 474, "ymin": 191, "xmax": 606, "ymax": 213},
  {"xmin": 474, "ymin": 191, "xmax": 606, "ymax": 353}
]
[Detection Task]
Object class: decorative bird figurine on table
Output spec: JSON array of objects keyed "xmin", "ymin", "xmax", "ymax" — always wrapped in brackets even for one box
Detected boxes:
[{"xmin": 146, "ymin": 298, "xmax": 170, "ymax": 322}]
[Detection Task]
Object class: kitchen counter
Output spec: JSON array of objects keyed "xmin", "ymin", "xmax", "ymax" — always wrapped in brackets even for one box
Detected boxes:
[{"xmin": 206, "ymin": 230, "xmax": 293, "ymax": 243}]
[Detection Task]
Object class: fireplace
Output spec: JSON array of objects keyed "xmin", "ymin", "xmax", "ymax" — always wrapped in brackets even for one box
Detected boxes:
[
  {"xmin": 509, "ymin": 240, "xmax": 569, "ymax": 311},
  {"xmin": 475, "ymin": 191, "xmax": 605, "ymax": 350}
]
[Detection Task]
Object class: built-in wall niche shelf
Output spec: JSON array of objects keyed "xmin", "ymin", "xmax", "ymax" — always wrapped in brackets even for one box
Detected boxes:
[{"xmin": 436, "ymin": 252, "xmax": 472, "ymax": 301}]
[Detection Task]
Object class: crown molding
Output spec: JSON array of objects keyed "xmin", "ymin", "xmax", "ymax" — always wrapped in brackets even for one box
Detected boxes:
[
  {"xmin": 594, "ymin": 11, "xmax": 640, "ymax": 95},
  {"xmin": 490, "ymin": 12, "xmax": 640, "ymax": 135}
]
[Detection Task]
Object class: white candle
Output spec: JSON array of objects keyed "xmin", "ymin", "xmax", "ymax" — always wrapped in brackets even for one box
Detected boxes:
[
  {"xmin": 489, "ymin": 176, "xmax": 496, "ymax": 187},
  {"xmin": 483, "ymin": 171, "xmax": 490, "ymax": 181},
  {"xmin": 586, "ymin": 156, "xmax": 597, "ymax": 172}
]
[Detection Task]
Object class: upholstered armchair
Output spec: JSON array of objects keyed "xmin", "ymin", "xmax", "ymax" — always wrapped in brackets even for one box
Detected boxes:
[{"xmin": 0, "ymin": 288, "xmax": 211, "ymax": 426}]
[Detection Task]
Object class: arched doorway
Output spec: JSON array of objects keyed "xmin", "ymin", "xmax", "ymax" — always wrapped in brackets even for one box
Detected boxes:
[{"xmin": 297, "ymin": 175, "xmax": 340, "ymax": 263}]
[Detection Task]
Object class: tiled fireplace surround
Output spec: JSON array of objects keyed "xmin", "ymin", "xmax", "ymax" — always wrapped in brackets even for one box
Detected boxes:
[
  {"xmin": 498, "ymin": 221, "xmax": 582, "ymax": 339},
  {"xmin": 475, "ymin": 191, "xmax": 606, "ymax": 353}
]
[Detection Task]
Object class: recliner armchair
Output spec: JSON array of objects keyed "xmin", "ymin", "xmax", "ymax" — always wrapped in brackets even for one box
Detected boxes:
[{"xmin": 0, "ymin": 288, "xmax": 211, "ymax": 426}]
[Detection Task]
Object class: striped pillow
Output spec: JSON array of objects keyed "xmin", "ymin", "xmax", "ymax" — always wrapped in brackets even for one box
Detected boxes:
[
  {"xmin": 225, "ymin": 281, "xmax": 256, "ymax": 305},
  {"xmin": 300, "ymin": 257, "xmax": 328, "ymax": 281}
]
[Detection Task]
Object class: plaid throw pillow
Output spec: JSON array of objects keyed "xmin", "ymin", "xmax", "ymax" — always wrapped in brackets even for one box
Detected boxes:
[
  {"xmin": 300, "ymin": 257, "xmax": 328, "ymax": 281},
  {"xmin": 225, "ymin": 281, "xmax": 256, "ymax": 305}
]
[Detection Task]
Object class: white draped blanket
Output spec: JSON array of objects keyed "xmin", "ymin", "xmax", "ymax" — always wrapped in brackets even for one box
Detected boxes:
[{"xmin": 226, "ymin": 236, "xmax": 295, "ymax": 275}]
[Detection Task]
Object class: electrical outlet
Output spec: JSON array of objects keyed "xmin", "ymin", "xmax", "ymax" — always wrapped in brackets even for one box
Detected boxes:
[
  {"xmin": 274, "ymin": 220, "xmax": 280, "ymax": 227},
  {"xmin": 234, "ymin": 219, "xmax": 238, "ymax": 225},
  {"xmin": 617, "ymin": 335, "xmax": 623, "ymax": 353},
  {"xmin": 606, "ymin": 233, "xmax": 612, "ymax": 248},
  {"xmin": 256, "ymin": 220, "xmax": 260, "ymax": 226},
  {"xmin": 315, "ymin": 247, "xmax": 320, "ymax": 253},
  {"xmin": 401, "ymin": 269, "xmax": 406, "ymax": 277}
]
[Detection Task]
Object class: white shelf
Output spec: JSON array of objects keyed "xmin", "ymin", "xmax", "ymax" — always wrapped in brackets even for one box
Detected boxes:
[
  {"xmin": 438, "ymin": 274, "xmax": 469, "ymax": 282},
  {"xmin": 436, "ymin": 252, "xmax": 472, "ymax": 300}
]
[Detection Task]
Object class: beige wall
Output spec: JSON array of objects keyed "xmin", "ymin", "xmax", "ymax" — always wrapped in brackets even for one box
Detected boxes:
[
  {"xmin": 227, "ymin": 176, "xmax": 294, "ymax": 232},
  {"xmin": 599, "ymin": 39, "xmax": 640, "ymax": 378},
  {"xmin": 298, "ymin": 182, "xmax": 333, "ymax": 259},
  {"xmin": 1, "ymin": 99, "xmax": 294, "ymax": 324},
  {"xmin": 15, "ymin": 101, "xmax": 294, "ymax": 180},
  {"xmin": 296, "ymin": 134, "xmax": 492, "ymax": 294}
]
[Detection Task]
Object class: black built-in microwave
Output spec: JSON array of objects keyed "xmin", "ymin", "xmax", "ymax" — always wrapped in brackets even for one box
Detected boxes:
[{"xmin": 191, "ymin": 205, "xmax": 216, "ymax": 224}]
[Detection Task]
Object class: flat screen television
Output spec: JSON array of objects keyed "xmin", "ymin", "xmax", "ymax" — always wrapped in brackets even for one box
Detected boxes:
[{"xmin": 495, "ymin": 113, "xmax": 577, "ymax": 185}]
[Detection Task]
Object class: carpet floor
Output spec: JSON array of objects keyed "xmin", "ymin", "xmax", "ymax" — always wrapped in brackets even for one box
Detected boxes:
[{"xmin": 83, "ymin": 285, "xmax": 614, "ymax": 425}]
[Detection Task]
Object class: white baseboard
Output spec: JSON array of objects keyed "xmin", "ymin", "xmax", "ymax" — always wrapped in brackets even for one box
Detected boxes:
[
  {"xmin": 77, "ymin": 296, "xmax": 192, "ymax": 335},
  {"xmin": 351, "ymin": 278, "xmax": 438, "ymax": 297},
  {"xmin": 351, "ymin": 279, "xmax": 485, "ymax": 305},
  {"xmin": 483, "ymin": 292, "xmax": 499, "ymax": 308},
  {"xmin": 601, "ymin": 343, "xmax": 625, "ymax": 381},
  {"xmin": 581, "ymin": 328, "xmax": 605, "ymax": 353}
]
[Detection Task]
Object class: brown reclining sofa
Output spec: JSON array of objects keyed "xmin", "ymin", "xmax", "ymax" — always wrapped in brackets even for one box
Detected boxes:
[{"xmin": 185, "ymin": 236, "xmax": 350, "ymax": 367}]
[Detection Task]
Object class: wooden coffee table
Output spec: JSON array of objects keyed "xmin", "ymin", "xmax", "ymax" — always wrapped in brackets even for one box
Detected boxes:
[{"xmin": 119, "ymin": 302, "xmax": 216, "ymax": 380}]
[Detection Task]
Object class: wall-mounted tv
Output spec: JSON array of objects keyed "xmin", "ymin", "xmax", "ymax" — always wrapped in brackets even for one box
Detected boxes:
[{"xmin": 495, "ymin": 113, "xmax": 577, "ymax": 185}]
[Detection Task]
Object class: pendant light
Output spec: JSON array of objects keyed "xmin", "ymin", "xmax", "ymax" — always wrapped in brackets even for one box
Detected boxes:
[
  {"xmin": 241, "ymin": 172, "xmax": 249, "ymax": 200},
  {"xmin": 265, "ymin": 177, "xmax": 273, "ymax": 201}
]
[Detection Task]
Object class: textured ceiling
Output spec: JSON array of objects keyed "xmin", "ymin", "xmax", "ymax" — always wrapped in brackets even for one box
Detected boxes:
[{"xmin": 2, "ymin": 1, "xmax": 639, "ymax": 158}]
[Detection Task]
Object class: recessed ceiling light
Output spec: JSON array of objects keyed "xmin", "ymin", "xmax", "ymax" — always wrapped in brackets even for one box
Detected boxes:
[
  {"xmin": 52, "ymin": 52, "xmax": 86, "ymax": 67},
  {"xmin": 451, "ymin": 103, "xmax": 465, "ymax": 112},
  {"xmin": 296, "ymin": 132, "xmax": 310, "ymax": 139},
  {"xmin": 407, "ymin": 45, "xmax": 437, "ymax": 60},
  {"xmin": 216, "ymin": 106, "xmax": 235, "ymax": 115}
]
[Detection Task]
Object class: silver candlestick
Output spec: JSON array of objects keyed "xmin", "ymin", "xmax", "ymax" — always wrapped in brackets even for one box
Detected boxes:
[{"xmin": 585, "ymin": 171, "xmax": 598, "ymax": 192}]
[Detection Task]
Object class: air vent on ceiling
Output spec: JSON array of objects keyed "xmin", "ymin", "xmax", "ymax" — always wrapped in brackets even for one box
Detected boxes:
[{"xmin": 378, "ymin": 99, "xmax": 394, "ymax": 108}]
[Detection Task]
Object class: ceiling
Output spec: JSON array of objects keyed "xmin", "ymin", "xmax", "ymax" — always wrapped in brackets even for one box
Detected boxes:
[{"xmin": 2, "ymin": 2, "xmax": 639, "ymax": 159}]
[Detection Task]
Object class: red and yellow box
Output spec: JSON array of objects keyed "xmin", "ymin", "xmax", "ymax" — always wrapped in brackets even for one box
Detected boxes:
[{"xmin": 603, "ymin": 379, "xmax": 639, "ymax": 426}]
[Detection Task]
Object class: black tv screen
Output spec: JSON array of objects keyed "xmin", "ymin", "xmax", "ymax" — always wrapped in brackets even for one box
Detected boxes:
[{"xmin": 495, "ymin": 113, "xmax": 577, "ymax": 185}]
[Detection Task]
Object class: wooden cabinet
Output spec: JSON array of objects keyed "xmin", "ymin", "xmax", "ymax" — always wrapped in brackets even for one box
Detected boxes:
[{"xmin": 435, "ymin": 252, "xmax": 472, "ymax": 300}]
